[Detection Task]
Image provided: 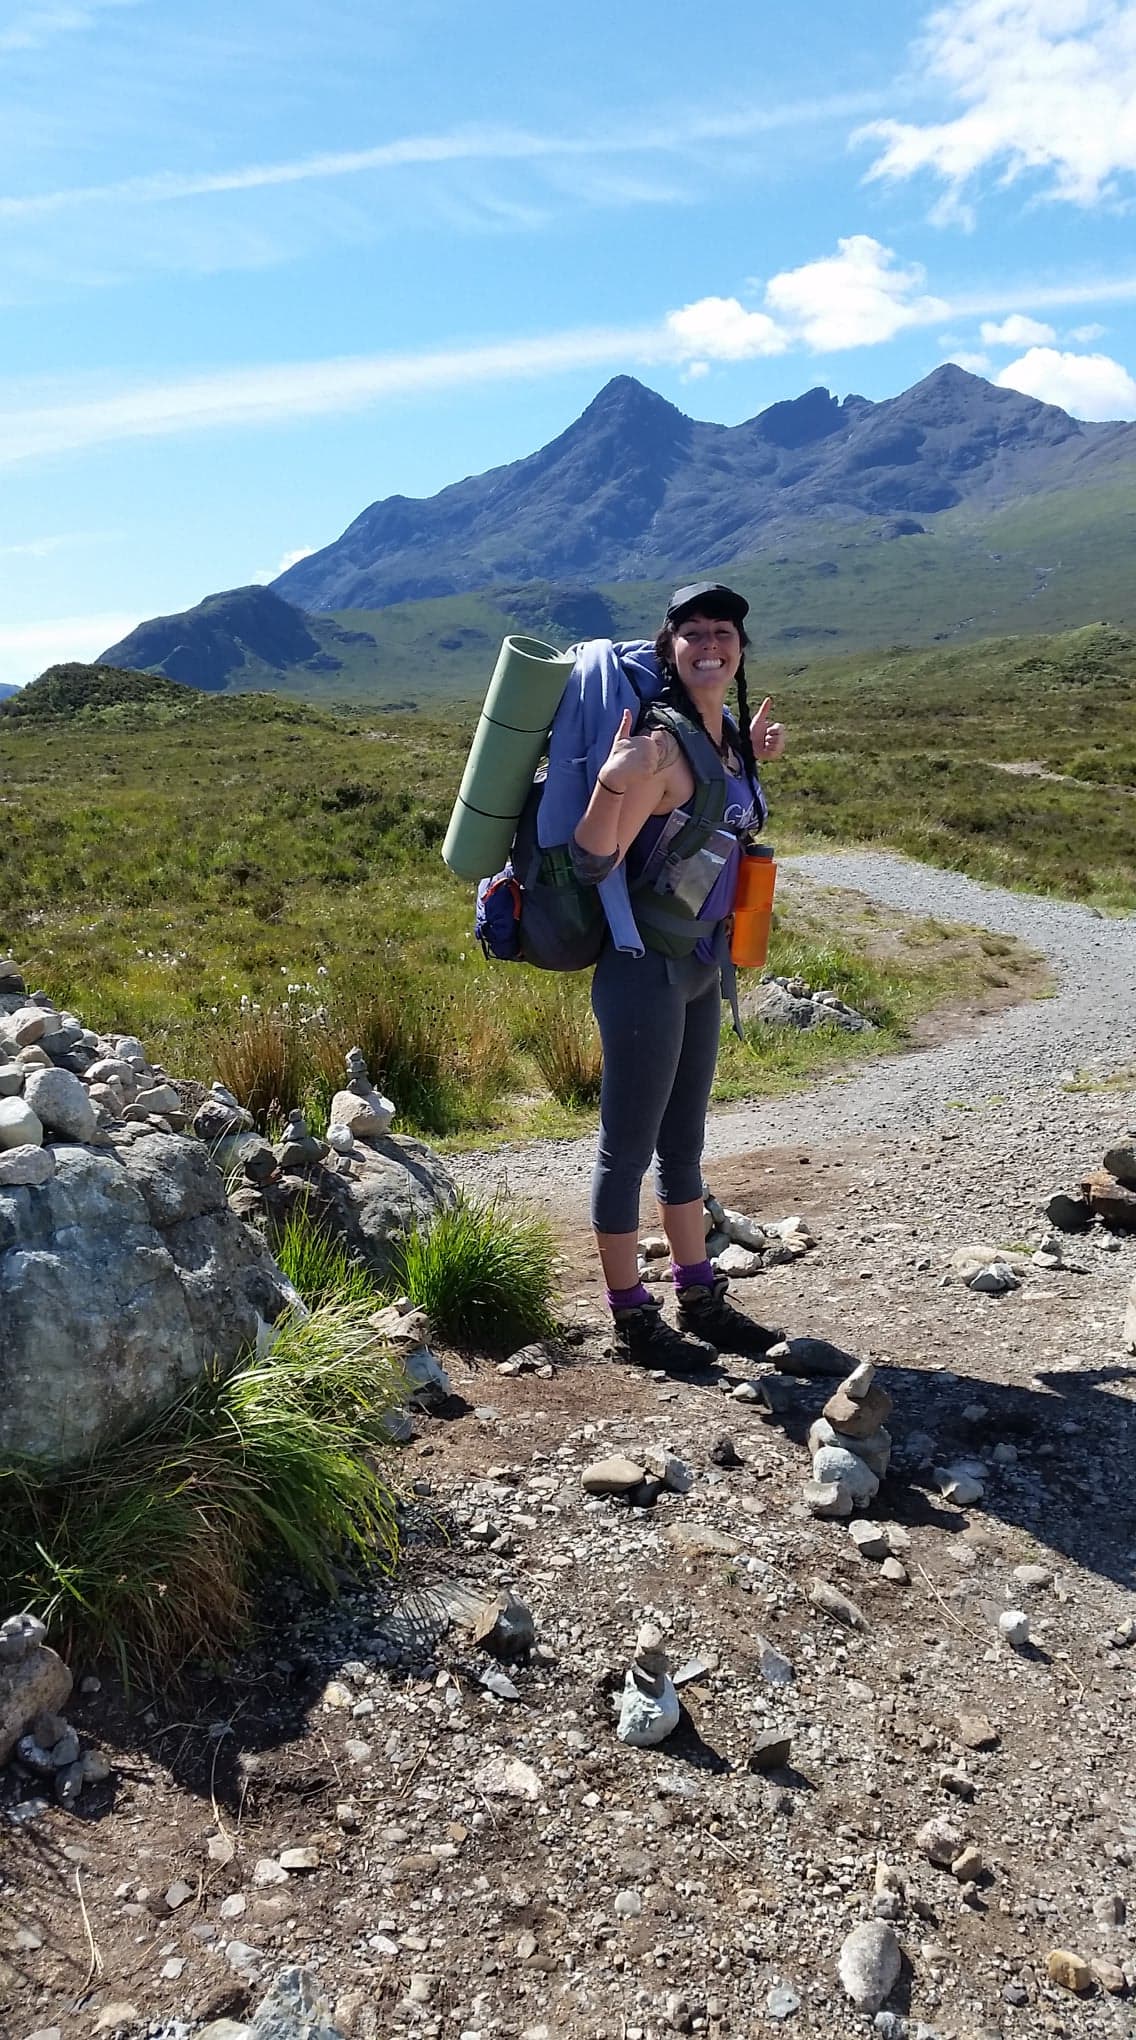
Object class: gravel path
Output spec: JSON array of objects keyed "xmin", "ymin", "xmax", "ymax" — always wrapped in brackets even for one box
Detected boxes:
[{"xmin": 455, "ymin": 852, "xmax": 1136, "ymax": 1207}]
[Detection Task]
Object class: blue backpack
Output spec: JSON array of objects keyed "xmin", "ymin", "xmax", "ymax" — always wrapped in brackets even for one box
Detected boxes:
[{"xmin": 475, "ymin": 705, "xmax": 728, "ymax": 972}]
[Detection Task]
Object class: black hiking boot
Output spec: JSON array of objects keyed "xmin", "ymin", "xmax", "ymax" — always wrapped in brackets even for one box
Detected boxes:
[
  {"xmin": 611, "ymin": 1295, "xmax": 717, "ymax": 1371},
  {"xmin": 675, "ymin": 1275, "xmax": 784, "ymax": 1360}
]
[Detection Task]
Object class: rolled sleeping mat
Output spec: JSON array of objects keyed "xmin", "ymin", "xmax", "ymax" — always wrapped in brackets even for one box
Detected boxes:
[{"xmin": 442, "ymin": 634, "xmax": 576, "ymax": 879}]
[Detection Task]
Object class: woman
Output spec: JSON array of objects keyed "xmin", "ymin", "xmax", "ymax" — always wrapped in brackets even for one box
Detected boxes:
[{"xmin": 571, "ymin": 581, "xmax": 786, "ymax": 1368}]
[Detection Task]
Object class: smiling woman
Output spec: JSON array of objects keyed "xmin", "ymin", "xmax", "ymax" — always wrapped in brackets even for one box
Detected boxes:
[{"xmin": 567, "ymin": 580, "xmax": 789, "ymax": 1371}]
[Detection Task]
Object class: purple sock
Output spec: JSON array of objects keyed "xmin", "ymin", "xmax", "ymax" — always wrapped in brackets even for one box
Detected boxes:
[
  {"xmin": 607, "ymin": 1281, "xmax": 652, "ymax": 1313},
  {"xmin": 672, "ymin": 1258, "xmax": 714, "ymax": 1293}
]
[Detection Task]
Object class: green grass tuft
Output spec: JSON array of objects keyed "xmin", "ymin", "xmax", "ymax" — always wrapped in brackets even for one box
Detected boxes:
[
  {"xmin": 0, "ymin": 1303, "xmax": 403, "ymax": 1686},
  {"xmin": 394, "ymin": 1196, "xmax": 558, "ymax": 1349},
  {"xmin": 274, "ymin": 1196, "xmax": 385, "ymax": 1310}
]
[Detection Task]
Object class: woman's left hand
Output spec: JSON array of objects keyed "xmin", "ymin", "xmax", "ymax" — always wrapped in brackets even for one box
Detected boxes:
[{"xmin": 750, "ymin": 696, "xmax": 786, "ymax": 762}]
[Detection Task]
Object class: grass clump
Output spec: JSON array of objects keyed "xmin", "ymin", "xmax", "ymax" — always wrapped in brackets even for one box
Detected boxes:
[
  {"xmin": 211, "ymin": 1007, "xmax": 308, "ymax": 1129},
  {"xmin": 274, "ymin": 1197, "xmax": 385, "ymax": 1310},
  {"xmin": 522, "ymin": 980, "xmax": 603, "ymax": 1107},
  {"xmin": 395, "ymin": 1196, "xmax": 558, "ymax": 1349},
  {"xmin": 0, "ymin": 1303, "xmax": 403, "ymax": 1685}
]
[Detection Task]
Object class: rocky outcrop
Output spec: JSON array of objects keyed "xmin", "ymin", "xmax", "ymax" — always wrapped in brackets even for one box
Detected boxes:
[
  {"xmin": 0, "ymin": 964, "xmax": 456, "ymax": 1463},
  {"xmin": 0, "ymin": 1133, "xmax": 293, "ymax": 1465}
]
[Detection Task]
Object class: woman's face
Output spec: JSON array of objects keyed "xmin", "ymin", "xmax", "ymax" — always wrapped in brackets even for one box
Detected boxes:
[{"xmin": 671, "ymin": 611, "xmax": 742, "ymax": 690}]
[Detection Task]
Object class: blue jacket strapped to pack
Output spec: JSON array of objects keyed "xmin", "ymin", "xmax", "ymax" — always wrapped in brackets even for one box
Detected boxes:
[{"xmin": 539, "ymin": 637, "xmax": 766, "ymax": 956}]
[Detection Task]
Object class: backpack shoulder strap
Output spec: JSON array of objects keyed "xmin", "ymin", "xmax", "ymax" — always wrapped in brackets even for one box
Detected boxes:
[{"xmin": 638, "ymin": 704, "xmax": 727, "ymax": 861}]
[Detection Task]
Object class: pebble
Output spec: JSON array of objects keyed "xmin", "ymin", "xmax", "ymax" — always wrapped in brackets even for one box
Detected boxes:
[
  {"xmin": 956, "ymin": 1713, "xmax": 999, "ymax": 1750},
  {"xmin": 748, "ymin": 1730, "xmax": 792, "ymax": 1772},
  {"xmin": 998, "ymin": 1608, "xmax": 1031, "ymax": 1647},
  {"xmin": 755, "ymin": 1636, "xmax": 794, "ymax": 1685},
  {"xmin": 916, "ymin": 1816, "xmax": 965, "ymax": 1867},
  {"xmin": 837, "ymin": 1920, "xmax": 902, "ymax": 2013},
  {"xmin": 1013, "ymin": 1562, "xmax": 1054, "ymax": 1590},
  {"xmin": 809, "ymin": 1579, "xmax": 866, "ymax": 1628},
  {"xmin": 581, "ymin": 1455, "xmax": 645, "ymax": 1496},
  {"xmin": 1046, "ymin": 1949, "xmax": 1094, "ymax": 1993}
]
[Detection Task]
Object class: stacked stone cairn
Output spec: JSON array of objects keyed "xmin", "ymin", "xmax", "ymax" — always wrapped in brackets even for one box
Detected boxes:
[
  {"xmin": 615, "ymin": 1623, "xmax": 681, "ymax": 1748},
  {"xmin": 1, "ymin": 1613, "xmax": 109, "ymax": 1820},
  {"xmin": 1046, "ymin": 1132, "xmax": 1136, "ymax": 1234},
  {"xmin": 746, "ymin": 972, "xmax": 870, "ymax": 1035},
  {"xmin": 640, "ymin": 1186, "xmax": 816, "ymax": 1283},
  {"xmin": 804, "ymin": 1359, "xmax": 894, "ymax": 1519}
]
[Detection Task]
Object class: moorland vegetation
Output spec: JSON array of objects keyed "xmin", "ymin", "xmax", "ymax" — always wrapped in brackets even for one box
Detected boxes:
[{"xmin": 3, "ymin": 620, "xmax": 1132, "ymax": 1148}]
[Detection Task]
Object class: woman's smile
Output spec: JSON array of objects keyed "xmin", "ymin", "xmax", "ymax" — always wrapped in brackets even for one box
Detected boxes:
[{"xmin": 673, "ymin": 615, "xmax": 741, "ymax": 689}]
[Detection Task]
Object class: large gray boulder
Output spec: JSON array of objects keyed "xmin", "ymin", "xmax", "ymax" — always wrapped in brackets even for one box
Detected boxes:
[
  {"xmin": 230, "ymin": 1132, "xmax": 457, "ymax": 1282},
  {"xmin": 0, "ymin": 1133, "xmax": 293, "ymax": 1467}
]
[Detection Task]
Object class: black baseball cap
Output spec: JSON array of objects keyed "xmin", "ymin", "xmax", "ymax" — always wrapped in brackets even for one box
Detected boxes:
[{"xmin": 665, "ymin": 581, "xmax": 749, "ymax": 628}]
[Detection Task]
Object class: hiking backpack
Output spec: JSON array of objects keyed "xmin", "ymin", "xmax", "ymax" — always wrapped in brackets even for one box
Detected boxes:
[{"xmin": 474, "ymin": 704, "xmax": 730, "ymax": 971}]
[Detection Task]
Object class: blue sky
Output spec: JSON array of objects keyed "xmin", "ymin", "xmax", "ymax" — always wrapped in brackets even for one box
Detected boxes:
[{"xmin": 2, "ymin": 0, "xmax": 1136, "ymax": 686}]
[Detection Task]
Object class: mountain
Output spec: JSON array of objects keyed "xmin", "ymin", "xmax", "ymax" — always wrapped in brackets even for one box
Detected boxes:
[
  {"xmin": 0, "ymin": 683, "xmax": 18, "ymax": 700},
  {"xmin": 99, "ymin": 365, "xmax": 1136, "ymax": 701},
  {"xmin": 100, "ymin": 585, "xmax": 378, "ymax": 691},
  {"xmin": 272, "ymin": 365, "xmax": 1136, "ymax": 611}
]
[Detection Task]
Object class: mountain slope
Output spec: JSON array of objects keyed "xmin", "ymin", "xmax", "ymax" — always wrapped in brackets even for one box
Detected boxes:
[
  {"xmin": 273, "ymin": 366, "xmax": 1136, "ymax": 612},
  {"xmin": 101, "ymin": 585, "xmax": 377, "ymax": 690}
]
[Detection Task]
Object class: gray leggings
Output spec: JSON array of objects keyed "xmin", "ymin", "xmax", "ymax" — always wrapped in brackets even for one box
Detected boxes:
[{"xmin": 590, "ymin": 943, "xmax": 723, "ymax": 1234}]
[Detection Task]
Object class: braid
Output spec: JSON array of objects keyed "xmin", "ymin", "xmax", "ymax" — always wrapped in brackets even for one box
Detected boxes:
[{"xmin": 732, "ymin": 659, "xmax": 761, "ymax": 800}]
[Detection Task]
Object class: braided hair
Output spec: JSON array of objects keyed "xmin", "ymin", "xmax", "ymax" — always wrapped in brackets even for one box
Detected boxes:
[{"xmin": 651, "ymin": 619, "xmax": 761, "ymax": 802}]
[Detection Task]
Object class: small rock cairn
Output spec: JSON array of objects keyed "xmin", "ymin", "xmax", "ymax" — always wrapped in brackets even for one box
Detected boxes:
[
  {"xmin": 804, "ymin": 1359, "xmax": 893, "ymax": 1519},
  {"xmin": 1, "ymin": 1613, "xmax": 109, "ymax": 1821},
  {"xmin": 640, "ymin": 1186, "xmax": 816, "ymax": 1284},
  {"xmin": 616, "ymin": 1623, "xmax": 681, "ymax": 1748},
  {"xmin": 1048, "ymin": 1131, "xmax": 1136, "ymax": 1234},
  {"xmin": 749, "ymin": 972, "xmax": 871, "ymax": 1034}
]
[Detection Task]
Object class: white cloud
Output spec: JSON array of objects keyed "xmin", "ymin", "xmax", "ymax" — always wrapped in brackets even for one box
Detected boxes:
[
  {"xmin": 995, "ymin": 345, "xmax": 1136, "ymax": 417},
  {"xmin": 1069, "ymin": 321, "xmax": 1107, "ymax": 339},
  {"xmin": 0, "ymin": 0, "xmax": 139, "ymax": 54},
  {"xmin": 0, "ymin": 95, "xmax": 880, "ymax": 222},
  {"xmin": 0, "ymin": 528, "xmax": 105, "ymax": 558},
  {"xmin": 946, "ymin": 350, "xmax": 993, "ymax": 373},
  {"xmin": 664, "ymin": 297, "xmax": 787, "ymax": 362},
  {"xmin": 980, "ymin": 313, "xmax": 1057, "ymax": 347},
  {"xmin": 860, "ymin": 1, "xmax": 1136, "ymax": 210},
  {"xmin": 5, "ymin": 249, "xmax": 1136, "ymax": 471},
  {"xmin": 0, "ymin": 611, "xmax": 141, "ymax": 690},
  {"xmin": 0, "ymin": 325, "xmax": 668, "ymax": 467},
  {"xmin": 252, "ymin": 544, "xmax": 316, "ymax": 585},
  {"xmin": 680, "ymin": 361, "xmax": 711, "ymax": 382},
  {"xmin": 763, "ymin": 236, "xmax": 948, "ymax": 351}
]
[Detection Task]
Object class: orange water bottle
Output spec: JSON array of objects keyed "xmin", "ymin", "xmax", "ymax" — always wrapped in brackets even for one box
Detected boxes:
[{"xmin": 729, "ymin": 843, "xmax": 776, "ymax": 968}]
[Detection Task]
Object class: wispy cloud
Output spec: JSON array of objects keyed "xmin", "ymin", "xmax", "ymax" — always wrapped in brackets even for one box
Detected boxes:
[
  {"xmin": 0, "ymin": 94, "xmax": 879, "ymax": 221},
  {"xmin": 0, "ymin": 528, "xmax": 109, "ymax": 557},
  {"xmin": 5, "ymin": 247, "xmax": 1136, "ymax": 467},
  {"xmin": 0, "ymin": 0, "xmax": 140, "ymax": 55},
  {"xmin": 859, "ymin": 0, "xmax": 1136, "ymax": 214},
  {"xmin": 0, "ymin": 325, "xmax": 669, "ymax": 466}
]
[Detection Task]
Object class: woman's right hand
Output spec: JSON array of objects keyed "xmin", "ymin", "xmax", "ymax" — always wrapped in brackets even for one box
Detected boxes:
[{"xmin": 597, "ymin": 708, "xmax": 675, "ymax": 793}]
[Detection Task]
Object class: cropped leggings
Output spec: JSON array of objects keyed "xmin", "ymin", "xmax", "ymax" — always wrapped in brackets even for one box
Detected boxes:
[{"xmin": 589, "ymin": 943, "xmax": 723, "ymax": 1235}]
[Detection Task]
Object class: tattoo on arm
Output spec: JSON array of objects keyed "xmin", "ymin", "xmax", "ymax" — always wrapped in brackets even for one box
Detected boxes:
[{"xmin": 651, "ymin": 730, "xmax": 679, "ymax": 775}]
